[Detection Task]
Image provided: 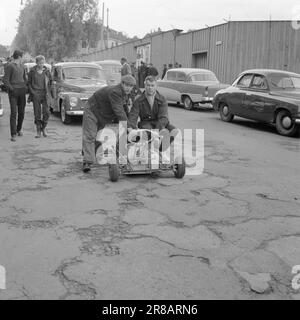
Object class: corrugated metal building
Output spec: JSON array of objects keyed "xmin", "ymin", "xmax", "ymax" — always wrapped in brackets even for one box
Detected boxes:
[{"xmin": 76, "ymin": 21, "xmax": 300, "ymax": 83}]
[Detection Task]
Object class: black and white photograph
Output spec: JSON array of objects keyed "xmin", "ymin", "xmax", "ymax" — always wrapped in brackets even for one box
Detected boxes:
[{"xmin": 0, "ymin": 0, "xmax": 299, "ymax": 304}]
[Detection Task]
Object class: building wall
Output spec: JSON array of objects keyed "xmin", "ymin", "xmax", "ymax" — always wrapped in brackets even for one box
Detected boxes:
[
  {"xmin": 175, "ymin": 32, "xmax": 193, "ymax": 68},
  {"xmin": 74, "ymin": 21, "xmax": 300, "ymax": 84}
]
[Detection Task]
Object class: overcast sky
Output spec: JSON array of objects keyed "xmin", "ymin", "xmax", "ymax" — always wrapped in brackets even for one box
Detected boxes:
[{"xmin": 0, "ymin": 0, "xmax": 299, "ymax": 46}]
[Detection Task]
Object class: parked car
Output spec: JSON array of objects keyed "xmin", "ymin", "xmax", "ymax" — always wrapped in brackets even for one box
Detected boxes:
[
  {"xmin": 0, "ymin": 95, "xmax": 3, "ymax": 117},
  {"xmin": 213, "ymin": 69, "xmax": 300, "ymax": 137},
  {"xmin": 92, "ymin": 60, "xmax": 121, "ymax": 86},
  {"xmin": 50, "ymin": 62, "xmax": 107, "ymax": 124},
  {"xmin": 157, "ymin": 68, "xmax": 229, "ymax": 110}
]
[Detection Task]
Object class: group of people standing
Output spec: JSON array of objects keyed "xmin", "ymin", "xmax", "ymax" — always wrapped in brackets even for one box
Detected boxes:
[
  {"xmin": 3, "ymin": 50, "xmax": 52, "ymax": 141},
  {"xmin": 120, "ymin": 57, "xmax": 182, "ymax": 88},
  {"xmin": 120, "ymin": 57, "xmax": 159, "ymax": 88}
]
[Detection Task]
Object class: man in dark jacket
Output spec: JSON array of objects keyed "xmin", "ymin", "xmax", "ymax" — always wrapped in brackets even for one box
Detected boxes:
[
  {"xmin": 129, "ymin": 76, "xmax": 175, "ymax": 132},
  {"xmin": 147, "ymin": 63, "xmax": 159, "ymax": 78},
  {"xmin": 3, "ymin": 50, "xmax": 27, "ymax": 141},
  {"xmin": 28, "ymin": 55, "xmax": 52, "ymax": 138},
  {"xmin": 82, "ymin": 74, "xmax": 136, "ymax": 173},
  {"xmin": 128, "ymin": 76, "xmax": 177, "ymax": 158}
]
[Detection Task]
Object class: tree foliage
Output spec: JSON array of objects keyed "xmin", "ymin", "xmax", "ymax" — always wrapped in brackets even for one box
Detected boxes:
[
  {"xmin": 14, "ymin": 0, "xmax": 101, "ymax": 61},
  {"xmin": 0, "ymin": 45, "xmax": 10, "ymax": 58}
]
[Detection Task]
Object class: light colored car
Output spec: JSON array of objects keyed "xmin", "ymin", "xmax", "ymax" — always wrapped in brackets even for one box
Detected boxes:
[
  {"xmin": 93, "ymin": 60, "xmax": 121, "ymax": 85},
  {"xmin": 50, "ymin": 62, "xmax": 107, "ymax": 124},
  {"xmin": 157, "ymin": 68, "xmax": 229, "ymax": 110}
]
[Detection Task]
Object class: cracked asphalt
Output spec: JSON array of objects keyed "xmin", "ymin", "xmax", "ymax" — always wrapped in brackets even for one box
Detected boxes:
[{"xmin": 0, "ymin": 92, "xmax": 299, "ymax": 300}]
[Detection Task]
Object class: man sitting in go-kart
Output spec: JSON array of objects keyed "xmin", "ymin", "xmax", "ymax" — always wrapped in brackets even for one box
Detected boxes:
[{"xmin": 128, "ymin": 75, "xmax": 179, "ymax": 162}]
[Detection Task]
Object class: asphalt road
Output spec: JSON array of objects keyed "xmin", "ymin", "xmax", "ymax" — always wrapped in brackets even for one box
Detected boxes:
[{"xmin": 0, "ymin": 92, "xmax": 299, "ymax": 300}]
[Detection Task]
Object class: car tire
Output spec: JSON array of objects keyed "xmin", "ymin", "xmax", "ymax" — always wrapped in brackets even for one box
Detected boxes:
[
  {"xmin": 275, "ymin": 110, "xmax": 298, "ymax": 137},
  {"xmin": 183, "ymin": 96, "xmax": 194, "ymax": 110},
  {"xmin": 109, "ymin": 164, "xmax": 119, "ymax": 182},
  {"xmin": 60, "ymin": 101, "xmax": 72, "ymax": 125},
  {"xmin": 174, "ymin": 158, "xmax": 186, "ymax": 179},
  {"xmin": 220, "ymin": 103, "xmax": 234, "ymax": 122}
]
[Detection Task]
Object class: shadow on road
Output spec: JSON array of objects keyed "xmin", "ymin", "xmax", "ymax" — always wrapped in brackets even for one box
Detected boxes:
[{"xmin": 212, "ymin": 117, "xmax": 300, "ymax": 138}]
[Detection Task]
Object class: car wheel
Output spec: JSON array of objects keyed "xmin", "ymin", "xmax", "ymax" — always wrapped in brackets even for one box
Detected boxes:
[
  {"xmin": 109, "ymin": 164, "xmax": 119, "ymax": 182},
  {"xmin": 183, "ymin": 96, "xmax": 194, "ymax": 110},
  {"xmin": 174, "ymin": 158, "xmax": 186, "ymax": 179},
  {"xmin": 275, "ymin": 110, "xmax": 298, "ymax": 137},
  {"xmin": 60, "ymin": 101, "xmax": 72, "ymax": 125},
  {"xmin": 220, "ymin": 103, "xmax": 234, "ymax": 122}
]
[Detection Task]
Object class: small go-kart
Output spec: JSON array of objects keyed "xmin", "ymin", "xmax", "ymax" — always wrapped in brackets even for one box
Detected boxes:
[{"xmin": 95, "ymin": 126, "xmax": 185, "ymax": 182}]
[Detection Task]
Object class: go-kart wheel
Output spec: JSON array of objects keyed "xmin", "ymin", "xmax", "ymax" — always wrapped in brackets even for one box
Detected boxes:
[
  {"xmin": 174, "ymin": 158, "xmax": 186, "ymax": 179},
  {"xmin": 109, "ymin": 164, "xmax": 119, "ymax": 182}
]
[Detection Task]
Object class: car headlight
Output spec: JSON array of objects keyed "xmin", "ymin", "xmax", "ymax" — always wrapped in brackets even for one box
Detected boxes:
[{"xmin": 70, "ymin": 97, "xmax": 79, "ymax": 107}]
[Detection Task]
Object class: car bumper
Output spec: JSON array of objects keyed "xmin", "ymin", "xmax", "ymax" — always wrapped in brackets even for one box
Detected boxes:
[
  {"xmin": 200, "ymin": 97, "xmax": 213, "ymax": 103},
  {"xmin": 66, "ymin": 110, "xmax": 84, "ymax": 116},
  {"xmin": 295, "ymin": 118, "xmax": 300, "ymax": 124}
]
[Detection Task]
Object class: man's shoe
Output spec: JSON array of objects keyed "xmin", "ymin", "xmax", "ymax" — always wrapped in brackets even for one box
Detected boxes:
[
  {"xmin": 11, "ymin": 135, "xmax": 16, "ymax": 142},
  {"xmin": 42, "ymin": 128, "xmax": 47, "ymax": 137},
  {"xmin": 83, "ymin": 163, "xmax": 91, "ymax": 173},
  {"xmin": 17, "ymin": 131, "xmax": 23, "ymax": 137}
]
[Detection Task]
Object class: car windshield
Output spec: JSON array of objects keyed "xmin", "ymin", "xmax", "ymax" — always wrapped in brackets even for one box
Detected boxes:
[
  {"xmin": 101, "ymin": 65, "xmax": 121, "ymax": 73},
  {"xmin": 63, "ymin": 67, "xmax": 106, "ymax": 81},
  {"xmin": 268, "ymin": 74, "xmax": 300, "ymax": 90},
  {"xmin": 190, "ymin": 73, "xmax": 218, "ymax": 82}
]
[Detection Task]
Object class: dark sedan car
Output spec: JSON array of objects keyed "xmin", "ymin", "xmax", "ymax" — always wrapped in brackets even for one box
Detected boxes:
[{"xmin": 213, "ymin": 69, "xmax": 300, "ymax": 136}]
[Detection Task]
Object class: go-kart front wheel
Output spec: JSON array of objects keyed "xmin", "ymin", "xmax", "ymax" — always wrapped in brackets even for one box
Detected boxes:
[
  {"xmin": 174, "ymin": 159, "xmax": 186, "ymax": 179},
  {"xmin": 109, "ymin": 164, "xmax": 119, "ymax": 182}
]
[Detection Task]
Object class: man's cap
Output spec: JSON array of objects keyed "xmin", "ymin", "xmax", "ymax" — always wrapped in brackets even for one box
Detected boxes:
[{"xmin": 121, "ymin": 75, "xmax": 136, "ymax": 86}]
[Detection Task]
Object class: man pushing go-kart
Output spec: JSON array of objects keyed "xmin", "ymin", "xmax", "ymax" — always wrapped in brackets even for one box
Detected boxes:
[
  {"xmin": 82, "ymin": 74, "xmax": 136, "ymax": 173},
  {"xmin": 82, "ymin": 74, "xmax": 182, "ymax": 177}
]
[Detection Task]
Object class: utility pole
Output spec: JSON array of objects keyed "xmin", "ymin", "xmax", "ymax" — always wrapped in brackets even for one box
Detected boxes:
[
  {"xmin": 107, "ymin": 8, "xmax": 109, "ymax": 49},
  {"xmin": 99, "ymin": 2, "xmax": 105, "ymax": 50}
]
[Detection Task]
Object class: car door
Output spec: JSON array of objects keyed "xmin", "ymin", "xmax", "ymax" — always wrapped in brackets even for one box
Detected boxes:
[
  {"xmin": 157, "ymin": 71, "xmax": 181, "ymax": 103},
  {"xmin": 243, "ymin": 74, "xmax": 275, "ymax": 121},
  {"xmin": 230, "ymin": 73, "xmax": 254, "ymax": 116}
]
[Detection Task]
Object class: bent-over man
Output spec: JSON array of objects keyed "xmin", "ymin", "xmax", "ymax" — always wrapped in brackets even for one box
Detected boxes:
[{"xmin": 82, "ymin": 75, "xmax": 136, "ymax": 173}]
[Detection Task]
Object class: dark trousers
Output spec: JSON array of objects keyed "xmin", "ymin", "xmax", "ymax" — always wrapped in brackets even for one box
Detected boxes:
[
  {"xmin": 8, "ymin": 87, "xmax": 26, "ymax": 137},
  {"xmin": 82, "ymin": 103, "xmax": 99, "ymax": 164},
  {"xmin": 32, "ymin": 94, "xmax": 50, "ymax": 128}
]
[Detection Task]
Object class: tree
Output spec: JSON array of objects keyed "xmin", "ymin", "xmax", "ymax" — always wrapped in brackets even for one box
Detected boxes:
[
  {"xmin": 0, "ymin": 45, "xmax": 10, "ymax": 57},
  {"xmin": 13, "ymin": 0, "xmax": 101, "ymax": 61}
]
